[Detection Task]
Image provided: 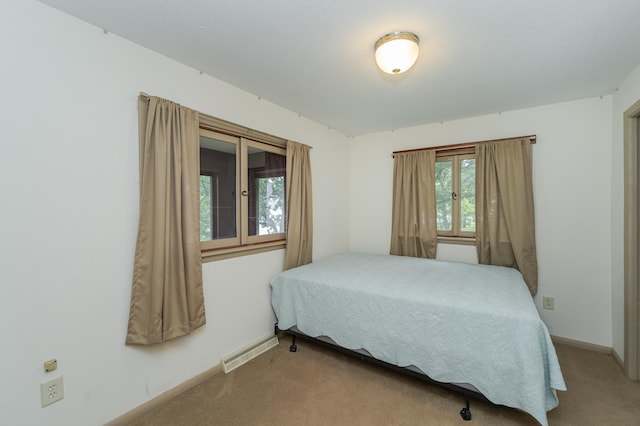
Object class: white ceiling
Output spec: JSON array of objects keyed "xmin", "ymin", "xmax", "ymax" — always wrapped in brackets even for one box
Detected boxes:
[{"xmin": 38, "ymin": 0, "xmax": 640, "ymax": 136}]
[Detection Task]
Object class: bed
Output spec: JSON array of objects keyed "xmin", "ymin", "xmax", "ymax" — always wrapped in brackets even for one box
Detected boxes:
[{"xmin": 270, "ymin": 252, "xmax": 566, "ymax": 426}]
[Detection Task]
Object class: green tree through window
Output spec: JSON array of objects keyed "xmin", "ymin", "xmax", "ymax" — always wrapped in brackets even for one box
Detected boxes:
[
  {"xmin": 257, "ymin": 176, "xmax": 284, "ymax": 234},
  {"xmin": 436, "ymin": 153, "xmax": 475, "ymax": 237}
]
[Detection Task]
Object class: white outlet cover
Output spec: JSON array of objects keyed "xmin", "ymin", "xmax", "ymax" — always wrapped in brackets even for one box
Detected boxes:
[{"xmin": 41, "ymin": 376, "xmax": 64, "ymax": 407}]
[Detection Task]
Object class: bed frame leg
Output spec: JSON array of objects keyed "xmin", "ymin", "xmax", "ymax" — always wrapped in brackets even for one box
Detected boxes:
[
  {"xmin": 289, "ymin": 335, "xmax": 297, "ymax": 352},
  {"xmin": 460, "ymin": 395, "xmax": 472, "ymax": 421}
]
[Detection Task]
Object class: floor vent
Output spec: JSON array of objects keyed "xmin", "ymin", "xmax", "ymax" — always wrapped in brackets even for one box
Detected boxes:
[{"xmin": 221, "ymin": 334, "xmax": 279, "ymax": 373}]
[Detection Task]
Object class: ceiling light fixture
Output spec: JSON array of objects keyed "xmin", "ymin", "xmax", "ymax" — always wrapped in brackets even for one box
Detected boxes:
[{"xmin": 374, "ymin": 32, "xmax": 420, "ymax": 75}]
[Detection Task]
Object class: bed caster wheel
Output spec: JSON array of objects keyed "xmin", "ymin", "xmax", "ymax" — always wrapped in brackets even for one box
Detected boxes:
[
  {"xmin": 289, "ymin": 344, "xmax": 297, "ymax": 352},
  {"xmin": 460, "ymin": 407, "xmax": 472, "ymax": 421}
]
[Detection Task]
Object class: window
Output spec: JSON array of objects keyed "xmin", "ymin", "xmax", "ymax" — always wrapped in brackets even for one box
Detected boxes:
[
  {"xmin": 198, "ymin": 119, "xmax": 287, "ymax": 260},
  {"xmin": 435, "ymin": 150, "xmax": 475, "ymax": 238},
  {"xmin": 199, "ymin": 131, "xmax": 239, "ymax": 247}
]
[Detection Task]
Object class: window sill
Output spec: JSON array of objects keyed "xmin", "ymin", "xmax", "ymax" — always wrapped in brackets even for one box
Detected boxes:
[
  {"xmin": 201, "ymin": 240, "xmax": 286, "ymax": 263},
  {"xmin": 437, "ymin": 236, "xmax": 476, "ymax": 246}
]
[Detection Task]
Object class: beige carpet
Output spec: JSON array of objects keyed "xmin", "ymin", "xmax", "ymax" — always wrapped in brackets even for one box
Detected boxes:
[{"xmin": 126, "ymin": 337, "xmax": 640, "ymax": 425}]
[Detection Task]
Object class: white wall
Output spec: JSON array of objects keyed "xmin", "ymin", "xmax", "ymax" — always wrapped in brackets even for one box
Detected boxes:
[
  {"xmin": 0, "ymin": 1, "xmax": 349, "ymax": 425},
  {"xmin": 349, "ymin": 97, "xmax": 614, "ymax": 347},
  {"xmin": 611, "ymin": 62, "xmax": 640, "ymax": 359}
]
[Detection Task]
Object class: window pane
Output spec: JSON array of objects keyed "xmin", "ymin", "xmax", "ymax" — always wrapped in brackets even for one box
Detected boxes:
[
  {"xmin": 435, "ymin": 160, "xmax": 452, "ymax": 231},
  {"xmin": 256, "ymin": 176, "xmax": 285, "ymax": 235},
  {"xmin": 460, "ymin": 158, "xmax": 476, "ymax": 233},
  {"xmin": 248, "ymin": 148, "xmax": 286, "ymax": 236},
  {"xmin": 200, "ymin": 175, "xmax": 213, "ymax": 240},
  {"xmin": 200, "ymin": 136, "xmax": 237, "ymax": 241}
]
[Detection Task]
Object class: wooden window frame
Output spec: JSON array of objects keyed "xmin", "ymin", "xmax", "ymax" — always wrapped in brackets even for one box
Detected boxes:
[
  {"xmin": 436, "ymin": 148, "xmax": 476, "ymax": 240},
  {"xmin": 198, "ymin": 114, "xmax": 288, "ymax": 262},
  {"xmin": 242, "ymin": 139, "xmax": 286, "ymax": 246}
]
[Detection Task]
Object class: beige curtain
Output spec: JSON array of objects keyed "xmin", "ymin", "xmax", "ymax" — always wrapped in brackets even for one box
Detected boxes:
[
  {"xmin": 476, "ymin": 138, "xmax": 538, "ymax": 295},
  {"xmin": 126, "ymin": 95, "xmax": 206, "ymax": 345},
  {"xmin": 283, "ymin": 141, "xmax": 313, "ymax": 270},
  {"xmin": 390, "ymin": 150, "xmax": 437, "ymax": 259}
]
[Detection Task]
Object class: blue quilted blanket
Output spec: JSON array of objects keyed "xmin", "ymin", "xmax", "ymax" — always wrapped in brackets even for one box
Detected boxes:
[{"xmin": 271, "ymin": 252, "xmax": 566, "ymax": 425}]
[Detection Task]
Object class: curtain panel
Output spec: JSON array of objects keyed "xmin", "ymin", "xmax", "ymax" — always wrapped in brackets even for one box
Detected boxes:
[
  {"xmin": 475, "ymin": 138, "xmax": 538, "ymax": 295},
  {"xmin": 126, "ymin": 95, "xmax": 206, "ymax": 345},
  {"xmin": 283, "ymin": 141, "xmax": 313, "ymax": 270},
  {"xmin": 390, "ymin": 150, "xmax": 437, "ymax": 259}
]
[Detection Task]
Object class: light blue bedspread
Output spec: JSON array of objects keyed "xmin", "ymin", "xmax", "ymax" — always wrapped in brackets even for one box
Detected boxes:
[{"xmin": 271, "ymin": 252, "xmax": 566, "ymax": 425}]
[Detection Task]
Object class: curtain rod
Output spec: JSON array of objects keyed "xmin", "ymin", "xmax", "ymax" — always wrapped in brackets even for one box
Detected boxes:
[
  {"xmin": 139, "ymin": 92, "xmax": 152, "ymax": 104},
  {"xmin": 138, "ymin": 92, "xmax": 311, "ymax": 149},
  {"xmin": 392, "ymin": 134, "xmax": 536, "ymax": 157}
]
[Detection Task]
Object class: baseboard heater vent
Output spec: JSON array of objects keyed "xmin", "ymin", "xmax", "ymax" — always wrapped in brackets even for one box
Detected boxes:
[{"xmin": 221, "ymin": 334, "xmax": 279, "ymax": 373}]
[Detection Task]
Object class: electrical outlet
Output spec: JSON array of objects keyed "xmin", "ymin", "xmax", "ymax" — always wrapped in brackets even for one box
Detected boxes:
[
  {"xmin": 542, "ymin": 296, "xmax": 555, "ymax": 310},
  {"xmin": 41, "ymin": 376, "xmax": 64, "ymax": 407}
]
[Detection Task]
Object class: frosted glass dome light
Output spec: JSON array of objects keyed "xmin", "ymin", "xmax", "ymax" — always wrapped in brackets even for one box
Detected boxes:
[{"xmin": 374, "ymin": 32, "xmax": 420, "ymax": 74}]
